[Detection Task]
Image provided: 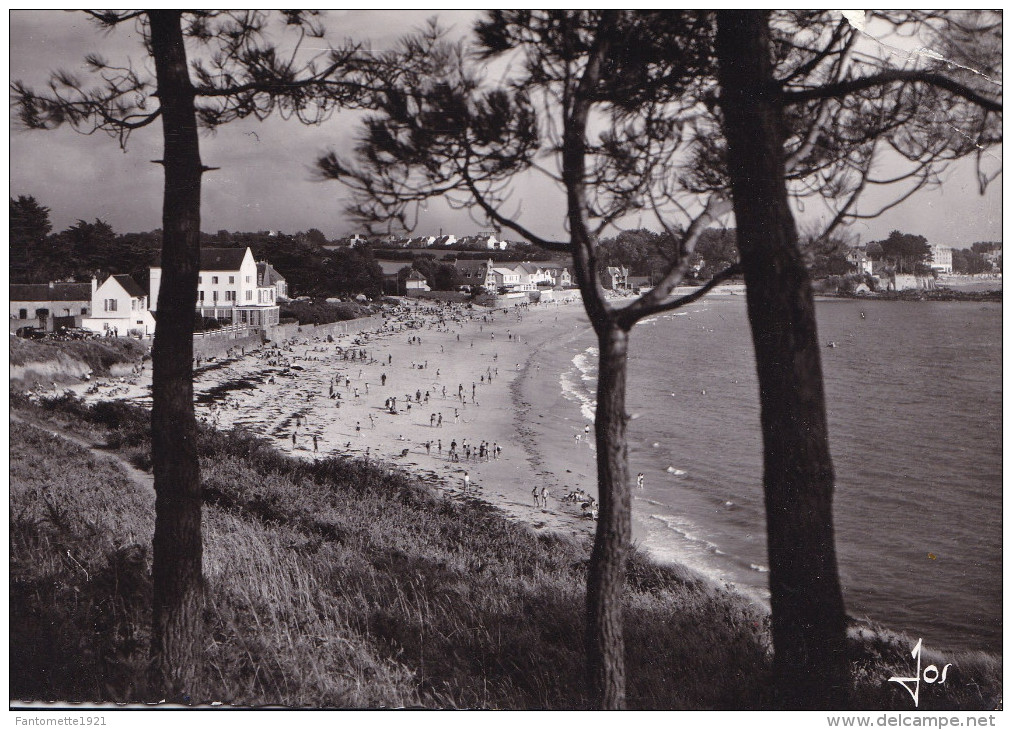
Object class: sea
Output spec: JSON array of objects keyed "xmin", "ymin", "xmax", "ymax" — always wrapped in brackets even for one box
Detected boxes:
[{"xmin": 553, "ymin": 295, "xmax": 1002, "ymax": 654}]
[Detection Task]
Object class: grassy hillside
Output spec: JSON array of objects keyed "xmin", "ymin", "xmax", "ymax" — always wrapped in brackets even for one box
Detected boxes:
[{"xmin": 9, "ymin": 395, "xmax": 1001, "ymax": 709}]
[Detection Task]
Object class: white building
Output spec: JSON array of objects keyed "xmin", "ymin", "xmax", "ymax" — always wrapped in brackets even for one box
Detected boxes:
[
  {"xmin": 82, "ymin": 274, "xmax": 156, "ymax": 338},
  {"xmin": 404, "ymin": 269, "xmax": 431, "ymax": 291},
  {"xmin": 928, "ymin": 244, "xmax": 953, "ymax": 274},
  {"xmin": 150, "ymin": 247, "xmax": 281, "ymax": 329},
  {"xmin": 10, "ymin": 281, "xmax": 92, "ymax": 331},
  {"xmin": 492, "ymin": 267, "xmax": 522, "ymax": 291}
]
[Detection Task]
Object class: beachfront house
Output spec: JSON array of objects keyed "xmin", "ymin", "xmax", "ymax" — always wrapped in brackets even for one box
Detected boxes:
[
  {"xmin": 603, "ymin": 266, "xmax": 629, "ymax": 290},
  {"xmin": 149, "ymin": 246, "xmax": 282, "ymax": 329},
  {"xmin": 492, "ymin": 266, "xmax": 523, "ymax": 292},
  {"xmin": 544, "ymin": 267, "xmax": 573, "ymax": 288},
  {"xmin": 82, "ymin": 274, "xmax": 156, "ymax": 338},
  {"xmin": 508, "ymin": 262, "xmax": 552, "ymax": 291},
  {"xmin": 9, "ymin": 281, "xmax": 92, "ymax": 331},
  {"xmin": 257, "ymin": 261, "xmax": 289, "ymax": 301},
  {"xmin": 404, "ymin": 269, "xmax": 431, "ymax": 291},
  {"xmin": 928, "ymin": 244, "xmax": 953, "ymax": 274},
  {"xmin": 453, "ymin": 258, "xmax": 497, "ymax": 291}
]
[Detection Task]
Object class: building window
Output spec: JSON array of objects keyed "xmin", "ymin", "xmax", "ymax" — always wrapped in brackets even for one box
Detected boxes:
[
  {"xmin": 198, "ymin": 291, "xmax": 204, "ymax": 302},
  {"xmin": 81, "ymin": 308, "xmax": 87, "ymax": 315},
  {"xmin": 229, "ymin": 276, "xmax": 235, "ymax": 284},
  {"xmin": 212, "ymin": 276, "xmax": 219, "ymax": 284},
  {"xmin": 212, "ymin": 291, "xmax": 218, "ymax": 302},
  {"xmin": 19, "ymin": 309, "xmax": 27, "ymax": 319},
  {"xmin": 246, "ymin": 291, "xmax": 252, "ymax": 301},
  {"xmin": 198, "ymin": 276, "xmax": 203, "ymax": 284},
  {"xmin": 246, "ymin": 276, "xmax": 252, "ymax": 283},
  {"xmin": 105, "ymin": 299, "xmax": 117, "ymax": 312}
]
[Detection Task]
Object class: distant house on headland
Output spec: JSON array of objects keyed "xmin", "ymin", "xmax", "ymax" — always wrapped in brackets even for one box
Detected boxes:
[
  {"xmin": 82, "ymin": 274, "xmax": 156, "ymax": 338},
  {"xmin": 10, "ymin": 281, "xmax": 92, "ymax": 331},
  {"xmin": 845, "ymin": 247, "xmax": 874, "ymax": 275}
]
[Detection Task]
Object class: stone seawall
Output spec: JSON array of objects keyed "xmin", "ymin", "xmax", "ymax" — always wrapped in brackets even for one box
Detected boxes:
[
  {"xmin": 192, "ymin": 333, "xmax": 263, "ymax": 362},
  {"xmin": 263, "ymin": 314, "xmax": 388, "ymax": 344}
]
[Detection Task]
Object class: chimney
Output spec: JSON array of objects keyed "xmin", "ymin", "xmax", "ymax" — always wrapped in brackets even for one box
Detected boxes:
[{"xmin": 91, "ymin": 277, "xmax": 98, "ymax": 299}]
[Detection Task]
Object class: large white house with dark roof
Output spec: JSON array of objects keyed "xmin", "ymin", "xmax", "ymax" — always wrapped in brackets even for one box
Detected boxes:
[{"xmin": 149, "ymin": 246, "xmax": 282, "ymax": 329}]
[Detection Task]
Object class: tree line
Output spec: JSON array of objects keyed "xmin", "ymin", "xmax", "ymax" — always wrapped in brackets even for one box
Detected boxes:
[
  {"xmin": 10, "ymin": 197, "xmax": 387, "ymax": 299},
  {"xmin": 12, "ymin": 9, "xmax": 1000, "ymax": 709}
]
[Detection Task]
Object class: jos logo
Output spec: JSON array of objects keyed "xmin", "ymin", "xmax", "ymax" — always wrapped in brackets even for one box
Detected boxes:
[{"xmin": 889, "ymin": 638, "xmax": 952, "ymax": 707}]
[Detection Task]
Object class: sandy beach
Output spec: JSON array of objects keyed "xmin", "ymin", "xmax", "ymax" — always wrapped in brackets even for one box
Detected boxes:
[{"xmin": 73, "ymin": 297, "xmax": 604, "ymax": 540}]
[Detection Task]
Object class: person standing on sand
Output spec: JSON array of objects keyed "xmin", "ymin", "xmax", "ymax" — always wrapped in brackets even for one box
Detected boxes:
[
  {"xmin": 637, "ymin": 472, "xmax": 645, "ymax": 490},
  {"xmin": 313, "ymin": 435, "xmax": 319, "ymax": 452},
  {"xmin": 292, "ymin": 432, "xmax": 297, "ymax": 446},
  {"xmin": 356, "ymin": 421, "xmax": 361, "ymax": 437},
  {"xmin": 463, "ymin": 471, "xmax": 470, "ymax": 495},
  {"xmin": 381, "ymin": 372, "xmax": 387, "ymax": 386},
  {"xmin": 540, "ymin": 487, "xmax": 549, "ymax": 509},
  {"xmin": 533, "ymin": 486, "xmax": 541, "ymax": 507},
  {"xmin": 438, "ymin": 413, "xmax": 443, "ymax": 427}
]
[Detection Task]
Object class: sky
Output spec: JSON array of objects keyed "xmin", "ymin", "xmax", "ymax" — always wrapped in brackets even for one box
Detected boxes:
[{"xmin": 8, "ymin": 10, "xmax": 1003, "ymax": 248}]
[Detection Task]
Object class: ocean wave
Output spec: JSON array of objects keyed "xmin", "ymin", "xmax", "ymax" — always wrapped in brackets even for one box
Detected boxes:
[
  {"xmin": 559, "ymin": 368, "xmax": 597, "ymax": 422},
  {"xmin": 572, "ymin": 347, "xmax": 599, "ymax": 383},
  {"xmin": 749, "ymin": 563, "xmax": 769, "ymax": 573},
  {"xmin": 649, "ymin": 513, "xmax": 726, "ymax": 556}
]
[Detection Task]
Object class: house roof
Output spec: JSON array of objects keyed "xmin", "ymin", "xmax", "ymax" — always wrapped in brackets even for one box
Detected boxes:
[
  {"xmin": 405, "ymin": 269, "xmax": 428, "ymax": 281},
  {"xmin": 10, "ymin": 282, "xmax": 92, "ymax": 302},
  {"xmin": 200, "ymin": 247, "xmax": 249, "ymax": 270},
  {"xmin": 256, "ymin": 261, "xmax": 287, "ymax": 286},
  {"xmin": 513, "ymin": 262, "xmax": 541, "ymax": 275},
  {"xmin": 111, "ymin": 274, "xmax": 146, "ymax": 298},
  {"xmin": 453, "ymin": 258, "xmax": 492, "ymax": 276}
]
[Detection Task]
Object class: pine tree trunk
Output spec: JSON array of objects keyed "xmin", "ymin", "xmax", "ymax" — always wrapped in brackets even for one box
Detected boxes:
[
  {"xmin": 148, "ymin": 10, "xmax": 205, "ymax": 701},
  {"xmin": 585, "ymin": 323, "xmax": 631, "ymax": 709},
  {"xmin": 715, "ymin": 10, "xmax": 849, "ymax": 709}
]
